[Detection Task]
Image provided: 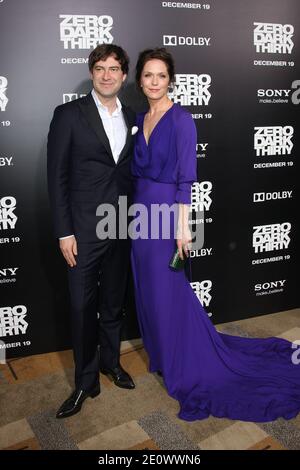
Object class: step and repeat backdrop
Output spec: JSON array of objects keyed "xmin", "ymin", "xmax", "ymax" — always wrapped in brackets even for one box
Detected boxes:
[{"xmin": 0, "ymin": 0, "xmax": 299, "ymax": 358}]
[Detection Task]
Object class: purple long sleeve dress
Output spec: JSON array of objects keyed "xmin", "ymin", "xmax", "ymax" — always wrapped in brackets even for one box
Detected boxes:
[{"xmin": 131, "ymin": 103, "xmax": 300, "ymax": 422}]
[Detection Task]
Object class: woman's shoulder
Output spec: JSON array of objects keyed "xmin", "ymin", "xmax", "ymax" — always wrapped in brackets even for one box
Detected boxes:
[
  {"xmin": 172, "ymin": 103, "xmax": 195, "ymax": 128},
  {"xmin": 136, "ymin": 110, "xmax": 147, "ymax": 118},
  {"xmin": 135, "ymin": 110, "xmax": 147, "ymax": 124}
]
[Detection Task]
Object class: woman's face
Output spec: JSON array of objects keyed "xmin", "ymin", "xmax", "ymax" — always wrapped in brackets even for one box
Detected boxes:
[{"xmin": 140, "ymin": 59, "xmax": 170, "ymax": 101}]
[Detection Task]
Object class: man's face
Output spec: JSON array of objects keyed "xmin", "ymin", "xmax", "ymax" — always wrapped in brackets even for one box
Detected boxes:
[{"xmin": 90, "ymin": 55, "xmax": 126, "ymax": 100}]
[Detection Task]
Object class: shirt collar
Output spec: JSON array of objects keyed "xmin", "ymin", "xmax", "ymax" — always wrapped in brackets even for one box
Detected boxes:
[{"xmin": 92, "ymin": 89, "xmax": 122, "ymax": 116}]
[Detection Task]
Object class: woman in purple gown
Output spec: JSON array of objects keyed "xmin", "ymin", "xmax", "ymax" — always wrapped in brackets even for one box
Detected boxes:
[{"xmin": 131, "ymin": 48, "xmax": 300, "ymax": 422}]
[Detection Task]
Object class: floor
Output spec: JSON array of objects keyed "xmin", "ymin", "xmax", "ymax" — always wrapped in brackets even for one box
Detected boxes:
[{"xmin": 0, "ymin": 308, "xmax": 299, "ymax": 450}]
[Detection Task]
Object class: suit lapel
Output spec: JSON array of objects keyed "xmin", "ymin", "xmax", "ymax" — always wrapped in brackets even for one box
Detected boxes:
[
  {"xmin": 78, "ymin": 93, "xmax": 114, "ymax": 162},
  {"xmin": 117, "ymin": 106, "xmax": 132, "ymax": 164},
  {"xmin": 78, "ymin": 93, "xmax": 133, "ymax": 165}
]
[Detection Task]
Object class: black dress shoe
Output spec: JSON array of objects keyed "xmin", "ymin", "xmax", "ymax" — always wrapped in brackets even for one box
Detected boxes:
[
  {"xmin": 56, "ymin": 385, "xmax": 100, "ymax": 419},
  {"xmin": 100, "ymin": 365, "xmax": 135, "ymax": 389}
]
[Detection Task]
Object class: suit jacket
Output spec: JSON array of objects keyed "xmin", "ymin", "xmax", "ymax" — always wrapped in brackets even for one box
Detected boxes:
[{"xmin": 47, "ymin": 92, "xmax": 136, "ymax": 242}]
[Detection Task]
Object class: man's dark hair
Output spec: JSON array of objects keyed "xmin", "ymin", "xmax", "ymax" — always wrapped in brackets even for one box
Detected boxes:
[{"xmin": 88, "ymin": 44, "xmax": 129, "ymax": 74}]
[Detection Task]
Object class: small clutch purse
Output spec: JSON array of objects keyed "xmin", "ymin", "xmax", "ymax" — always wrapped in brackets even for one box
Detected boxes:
[{"xmin": 169, "ymin": 247, "xmax": 187, "ymax": 271}]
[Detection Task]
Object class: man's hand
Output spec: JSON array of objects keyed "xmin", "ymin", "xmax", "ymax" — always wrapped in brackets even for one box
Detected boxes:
[{"xmin": 59, "ymin": 236, "xmax": 78, "ymax": 267}]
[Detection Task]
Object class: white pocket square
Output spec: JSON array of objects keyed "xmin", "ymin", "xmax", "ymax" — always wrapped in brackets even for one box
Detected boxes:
[{"xmin": 131, "ymin": 126, "xmax": 139, "ymax": 135}]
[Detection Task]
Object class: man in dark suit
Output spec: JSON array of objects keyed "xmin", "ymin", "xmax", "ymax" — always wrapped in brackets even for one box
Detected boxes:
[{"xmin": 47, "ymin": 44, "xmax": 136, "ymax": 419}]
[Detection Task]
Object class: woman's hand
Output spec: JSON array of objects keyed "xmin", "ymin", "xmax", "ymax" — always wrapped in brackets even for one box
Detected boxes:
[
  {"xmin": 177, "ymin": 203, "xmax": 192, "ymax": 260},
  {"xmin": 177, "ymin": 225, "xmax": 192, "ymax": 260}
]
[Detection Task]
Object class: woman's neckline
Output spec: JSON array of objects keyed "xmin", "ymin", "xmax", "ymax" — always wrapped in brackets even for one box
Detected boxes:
[{"xmin": 142, "ymin": 103, "xmax": 175, "ymax": 147}]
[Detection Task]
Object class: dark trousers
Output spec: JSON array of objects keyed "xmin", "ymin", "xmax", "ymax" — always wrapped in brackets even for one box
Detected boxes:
[{"xmin": 68, "ymin": 237, "xmax": 130, "ymax": 391}]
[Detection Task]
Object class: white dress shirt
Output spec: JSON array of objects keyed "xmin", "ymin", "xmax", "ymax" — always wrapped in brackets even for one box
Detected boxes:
[
  {"xmin": 91, "ymin": 89, "xmax": 127, "ymax": 164},
  {"xmin": 59, "ymin": 90, "xmax": 127, "ymax": 240}
]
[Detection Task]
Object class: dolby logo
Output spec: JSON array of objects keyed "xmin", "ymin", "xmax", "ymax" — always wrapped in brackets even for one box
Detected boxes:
[
  {"xmin": 163, "ymin": 35, "xmax": 210, "ymax": 47},
  {"xmin": 0, "ymin": 157, "xmax": 13, "ymax": 167},
  {"xmin": 253, "ymin": 191, "xmax": 292, "ymax": 202},
  {"xmin": 63, "ymin": 93, "xmax": 86, "ymax": 103}
]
